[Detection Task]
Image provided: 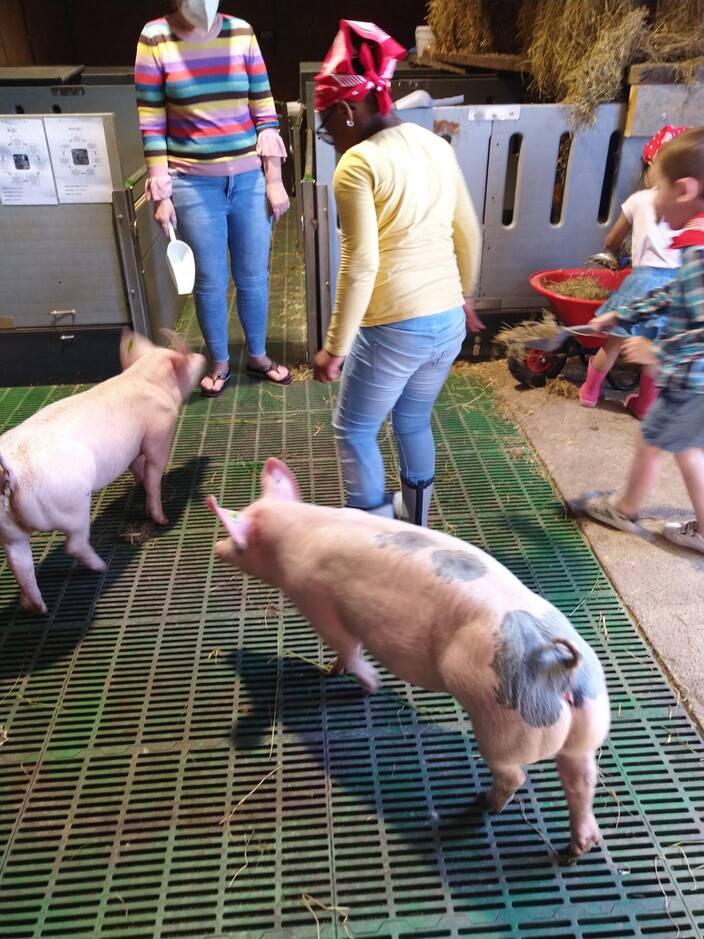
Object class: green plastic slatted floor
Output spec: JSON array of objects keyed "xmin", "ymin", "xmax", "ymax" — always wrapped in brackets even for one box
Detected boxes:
[{"xmin": 2, "ymin": 368, "xmax": 703, "ymax": 939}]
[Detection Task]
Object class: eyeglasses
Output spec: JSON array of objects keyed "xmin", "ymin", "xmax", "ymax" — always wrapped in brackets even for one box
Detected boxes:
[{"xmin": 316, "ymin": 109, "xmax": 335, "ymax": 146}]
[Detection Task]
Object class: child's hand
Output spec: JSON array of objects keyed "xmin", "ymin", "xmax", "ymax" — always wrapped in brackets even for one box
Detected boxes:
[
  {"xmin": 588, "ymin": 312, "xmax": 619, "ymax": 333},
  {"xmin": 621, "ymin": 336, "xmax": 658, "ymax": 366}
]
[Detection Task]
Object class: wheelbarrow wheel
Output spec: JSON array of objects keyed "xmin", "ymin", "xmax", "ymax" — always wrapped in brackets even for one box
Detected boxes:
[
  {"xmin": 507, "ymin": 349, "xmax": 566, "ymax": 388},
  {"xmin": 606, "ymin": 359, "xmax": 640, "ymax": 391},
  {"xmin": 578, "ymin": 349, "xmax": 640, "ymax": 391}
]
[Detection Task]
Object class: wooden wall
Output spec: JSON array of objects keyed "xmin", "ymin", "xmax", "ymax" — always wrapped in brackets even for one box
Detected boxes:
[{"xmin": 0, "ymin": 0, "xmax": 429, "ymax": 100}]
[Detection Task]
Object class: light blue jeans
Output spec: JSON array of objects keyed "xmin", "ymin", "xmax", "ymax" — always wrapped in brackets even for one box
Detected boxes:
[
  {"xmin": 171, "ymin": 168, "xmax": 273, "ymax": 363},
  {"xmin": 333, "ymin": 307, "xmax": 466, "ymax": 509}
]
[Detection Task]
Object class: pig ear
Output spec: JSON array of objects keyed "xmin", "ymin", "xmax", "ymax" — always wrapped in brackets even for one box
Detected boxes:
[
  {"xmin": 120, "ymin": 329, "xmax": 155, "ymax": 369},
  {"xmin": 261, "ymin": 458, "xmax": 300, "ymax": 501},
  {"xmin": 206, "ymin": 495, "xmax": 252, "ymax": 549}
]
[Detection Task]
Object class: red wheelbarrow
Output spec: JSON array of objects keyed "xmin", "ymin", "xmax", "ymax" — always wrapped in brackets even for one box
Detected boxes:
[{"xmin": 506, "ymin": 267, "xmax": 637, "ymax": 388}]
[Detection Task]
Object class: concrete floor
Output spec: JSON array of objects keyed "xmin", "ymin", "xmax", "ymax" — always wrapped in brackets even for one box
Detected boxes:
[{"xmin": 479, "ymin": 354, "xmax": 704, "ymax": 732}]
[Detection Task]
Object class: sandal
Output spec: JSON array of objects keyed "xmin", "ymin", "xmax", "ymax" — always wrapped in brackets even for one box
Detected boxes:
[
  {"xmin": 582, "ymin": 492, "xmax": 640, "ymax": 534},
  {"xmin": 200, "ymin": 370, "xmax": 231, "ymax": 398},
  {"xmin": 245, "ymin": 361, "xmax": 292, "ymax": 386}
]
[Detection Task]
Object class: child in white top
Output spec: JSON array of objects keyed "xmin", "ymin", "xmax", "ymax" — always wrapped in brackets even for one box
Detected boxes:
[{"xmin": 579, "ymin": 125, "xmax": 688, "ymax": 418}]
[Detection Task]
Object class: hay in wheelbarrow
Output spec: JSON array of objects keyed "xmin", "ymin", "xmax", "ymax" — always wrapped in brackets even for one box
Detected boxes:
[{"xmin": 541, "ymin": 274, "xmax": 611, "ymax": 302}]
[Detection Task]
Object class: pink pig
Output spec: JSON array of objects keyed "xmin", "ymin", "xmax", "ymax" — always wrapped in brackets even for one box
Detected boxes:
[
  {"xmin": 208, "ymin": 458, "xmax": 611, "ymax": 859},
  {"xmin": 0, "ymin": 330, "xmax": 205, "ymax": 614}
]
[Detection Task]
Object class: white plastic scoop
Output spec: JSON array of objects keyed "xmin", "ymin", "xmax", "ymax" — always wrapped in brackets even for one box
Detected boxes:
[{"xmin": 166, "ymin": 222, "xmax": 195, "ymax": 295}]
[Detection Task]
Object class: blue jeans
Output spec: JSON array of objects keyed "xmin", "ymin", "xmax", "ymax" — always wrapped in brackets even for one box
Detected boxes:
[
  {"xmin": 333, "ymin": 307, "xmax": 466, "ymax": 509},
  {"xmin": 171, "ymin": 169, "xmax": 273, "ymax": 363}
]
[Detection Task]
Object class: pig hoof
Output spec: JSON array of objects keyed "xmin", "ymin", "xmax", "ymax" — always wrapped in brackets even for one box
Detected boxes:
[
  {"xmin": 21, "ymin": 597, "xmax": 48, "ymax": 615},
  {"xmin": 565, "ymin": 833, "xmax": 601, "ymax": 862}
]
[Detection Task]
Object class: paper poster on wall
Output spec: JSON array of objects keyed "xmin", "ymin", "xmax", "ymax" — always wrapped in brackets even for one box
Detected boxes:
[
  {"xmin": 43, "ymin": 116, "xmax": 113, "ymax": 203},
  {"xmin": 0, "ymin": 117, "xmax": 58, "ymax": 205}
]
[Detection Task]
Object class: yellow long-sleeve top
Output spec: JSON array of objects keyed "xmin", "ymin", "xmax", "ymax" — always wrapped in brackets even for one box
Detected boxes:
[{"xmin": 325, "ymin": 121, "xmax": 482, "ymax": 357}]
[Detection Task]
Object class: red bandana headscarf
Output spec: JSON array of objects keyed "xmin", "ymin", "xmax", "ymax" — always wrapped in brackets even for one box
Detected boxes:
[
  {"xmin": 642, "ymin": 124, "xmax": 690, "ymax": 165},
  {"xmin": 314, "ymin": 20, "xmax": 407, "ymax": 116}
]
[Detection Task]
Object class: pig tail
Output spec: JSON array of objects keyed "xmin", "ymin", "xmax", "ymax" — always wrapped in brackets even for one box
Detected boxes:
[{"xmin": 551, "ymin": 637, "xmax": 581, "ymax": 671}]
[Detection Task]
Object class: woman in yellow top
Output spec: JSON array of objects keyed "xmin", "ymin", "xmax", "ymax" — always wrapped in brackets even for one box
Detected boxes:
[{"xmin": 313, "ymin": 20, "xmax": 483, "ymax": 525}]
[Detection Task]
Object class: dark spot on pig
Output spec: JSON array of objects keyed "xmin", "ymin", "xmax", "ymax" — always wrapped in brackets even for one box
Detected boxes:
[
  {"xmin": 491, "ymin": 609, "xmax": 602, "ymax": 727},
  {"xmin": 430, "ymin": 549, "xmax": 486, "ymax": 582},
  {"xmin": 375, "ymin": 531, "xmax": 435, "ymax": 553}
]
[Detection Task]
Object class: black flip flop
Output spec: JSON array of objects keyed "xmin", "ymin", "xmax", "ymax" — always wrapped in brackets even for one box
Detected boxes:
[
  {"xmin": 200, "ymin": 370, "xmax": 231, "ymax": 398},
  {"xmin": 245, "ymin": 361, "xmax": 292, "ymax": 385}
]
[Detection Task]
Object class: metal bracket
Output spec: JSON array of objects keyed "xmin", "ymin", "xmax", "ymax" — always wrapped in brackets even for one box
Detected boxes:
[
  {"xmin": 51, "ymin": 86, "xmax": 85, "ymax": 97},
  {"xmin": 49, "ymin": 309, "xmax": 77, "ymax": 323},
  {"xmin": 466, "ymin": 104, "xmax": 521, "ymax": 122}
]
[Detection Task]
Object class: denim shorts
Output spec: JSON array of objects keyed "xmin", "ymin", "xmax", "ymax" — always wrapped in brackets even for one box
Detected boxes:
[
  {"xmin": 599, "ymin": 266, "xmax": 676, "ymax": 340},
  {"xmin": 642, "ymin": 387, "xmax": 704, "ymax": 452}
]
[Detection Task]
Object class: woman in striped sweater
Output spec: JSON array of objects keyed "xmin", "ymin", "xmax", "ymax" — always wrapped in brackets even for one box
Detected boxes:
[{"xmin": 135, "ymin": 0, "xmax": 291, "ymax": 396}]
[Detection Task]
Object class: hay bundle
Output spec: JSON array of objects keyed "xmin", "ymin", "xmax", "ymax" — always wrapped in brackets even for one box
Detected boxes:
[
  {"xmin": 516, "ymin": 0, "xmax": 541, "ymax": 54},
  {"xmin": 644, "ymin": 0, "xmax": 704, "ymax": 81},
  {"xmin": 427, "ymin": 0, "xmax": 466, "ymax": 54},
  {"xmin": 426, "ymin": 0, "xmax": 493, "ymax": 55},
  {"xmin": 455, "ymin": 0, "xmax": 493, "ymax": 55},
  {"xmin": 495, "ymin": 312, "xmax": 560, "ymax": 363},
  {"xmin": 526, "ymin": 0, "xmax": 651, "ymax": 126}
]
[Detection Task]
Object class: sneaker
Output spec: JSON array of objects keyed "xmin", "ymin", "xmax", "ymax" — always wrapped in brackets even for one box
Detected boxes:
[
  {"xmin": 662, "ymin": 519, "xmax": 704, "ymax": 555},
  {"xmin": 582, "ymin": 492, "xmax": 640, "ymax": 534}
]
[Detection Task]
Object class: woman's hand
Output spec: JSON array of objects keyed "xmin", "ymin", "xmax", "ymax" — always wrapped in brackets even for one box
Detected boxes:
[
  {"xmin": 621, "ymin": 336, "xmax": 658, "ymax": 366},
  {"xmin": 266, "ymin": 180, "xmax": 290, "ymax": 222},
  {"xmin": 463, "ymin": 297, "xmax": 485, "ymax": 333},
  {"xmin": 313, "ymin": 349, "xmax": 345, "ymax": 383},
  {"xmin": 154, "ymin": 198, "xmax": 177, "ymax": 237}
]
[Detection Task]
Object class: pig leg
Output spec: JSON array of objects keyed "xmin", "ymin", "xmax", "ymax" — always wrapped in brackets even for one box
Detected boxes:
[
  {"xmin": 555, "ymin": 750, "xmax": 600, "ymax": 858},
  {"xmin": 140, "ymin": 435, "xmax": 172, "ymax": 525},
  {"xmin": 482, "ymin": 762, "xmax": 526, "ymax": 813},
  {"xmin": 3, "ymin": 539, "xmax": 47, "ymax": 614},
  {"xmin": 130, "ymin": 452, "xmax": 168, "ymax": 523},
  {"xmin": 329, "ymin": 640, "xmax": 381, "ymax": 693},
  {"xmin": 129, "ymin": 454, "xmax": 146, "ymax": 486},
  {"xmin": 64, "ymin": 526, "xmax": 106, "ymax": 572}
]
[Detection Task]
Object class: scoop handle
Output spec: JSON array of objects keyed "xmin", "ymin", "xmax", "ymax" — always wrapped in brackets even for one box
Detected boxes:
[{"xmin": 167, "ymin": 221, "xmax": 177, "ymax": 243}]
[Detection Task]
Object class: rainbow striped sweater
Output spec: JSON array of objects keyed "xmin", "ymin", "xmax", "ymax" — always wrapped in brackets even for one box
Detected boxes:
[{"xmin": 135, "ymin": 14, "xmax": 280, "ymax": 178}]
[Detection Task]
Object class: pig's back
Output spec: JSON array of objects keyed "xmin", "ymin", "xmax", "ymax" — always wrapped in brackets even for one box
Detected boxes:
[{"xmin": 282, "ymin": 509, "xmax": 549, "ymax": 690}]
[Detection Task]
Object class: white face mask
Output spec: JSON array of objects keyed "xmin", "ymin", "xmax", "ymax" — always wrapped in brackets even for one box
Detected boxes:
[{"xmin": 176, "ymin": 0, "xmax": 219, "ymax": 31}]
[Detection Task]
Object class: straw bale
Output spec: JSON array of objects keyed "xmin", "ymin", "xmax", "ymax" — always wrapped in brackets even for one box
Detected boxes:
[
  {"xmin": 564, "ymin": 5, "xmax": 651, "ymax": 126},
  {"xmin": 487, "ymin": 0, "xmax": 524, "ymax": 54},
  {"xmin": 643, "ymin": 0, "xmax": 704, "ymax": 78},
  {"xmin": 516, "ymin": 1, "xmax": 540, "ymax": 53},
  {"xmin": 455, "ymin": 1, "xmax": 493, "ymax": 55},
  {"xmin": 427, "ymin": 0, "xmax": 466, "ymax": 54},
  {"xmin": 427, "ymin": 0, "xmax": 494, "ymax": 55},
  {"xmin": 526, "ymin": 0, "xmax": 651, "ymax": 127}
]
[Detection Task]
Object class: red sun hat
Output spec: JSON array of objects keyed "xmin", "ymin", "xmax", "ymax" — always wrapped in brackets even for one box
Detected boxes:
[
  {"xmin": 314, "ymin": 20, "xmax": 406, "ymax": 117},
  {"xmin": 642, "ymin": 125, "xmax": 690, "ymax": 165}
]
